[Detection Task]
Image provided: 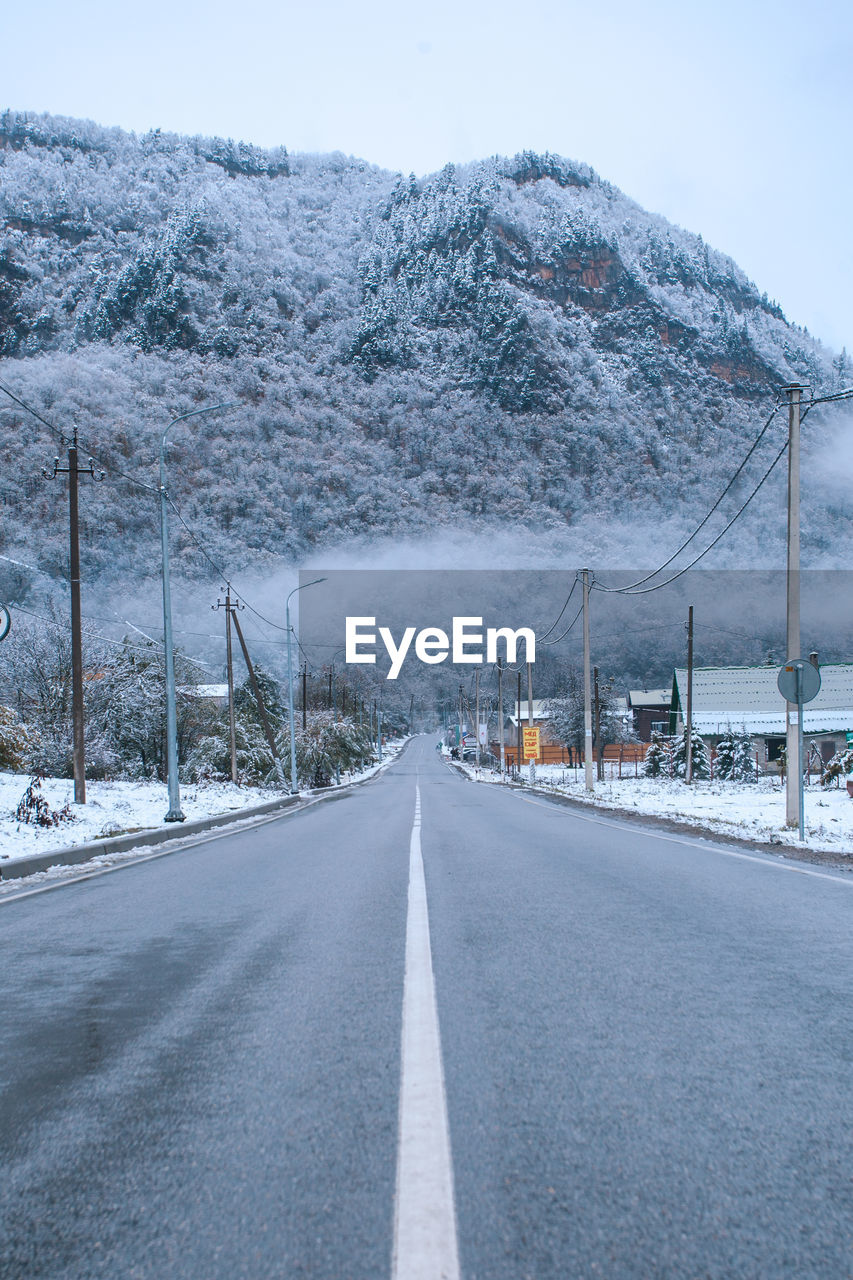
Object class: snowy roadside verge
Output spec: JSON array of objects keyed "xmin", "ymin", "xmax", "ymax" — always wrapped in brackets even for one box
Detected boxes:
[
  {"xmin": 0, "ymin": 739, "xmax": 410, "ymax": 889},
  {"xmin": 450, "ymin": 760, "xmax": 853, "ymax": 866}
]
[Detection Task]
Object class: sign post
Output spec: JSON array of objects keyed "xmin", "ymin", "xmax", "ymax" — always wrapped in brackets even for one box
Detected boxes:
[
  {"xmin": 777, "ymin": 659, "xmax": 821, "ymax": 841},
  {"xmin": 522, "ymin": 727, "xmax": 540, "ymax": 763}
]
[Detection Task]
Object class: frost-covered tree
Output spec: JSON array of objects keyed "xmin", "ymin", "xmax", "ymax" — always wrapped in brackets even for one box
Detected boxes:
[
  {"xmin": 643, "ymin": 731, "xmax": 672, "ymax": 778},
  {"xmin": 671, "ymin": 725, "xmax": 711, "ymax": 780},
  {"xmin": 284, "ymin": 711, "xmax": 374, "ymax": 789},
  {"xmin": 715, "ymin": 728, "xmax": 758, "ymax": 781}
]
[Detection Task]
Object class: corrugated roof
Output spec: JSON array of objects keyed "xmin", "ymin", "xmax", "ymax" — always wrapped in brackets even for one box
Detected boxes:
[
  {"xmin": 628, "ymin": 688, "xmax": 671, "ymax": 709},
  {"xmin": 673, "ymin": 664, "xmax": 853, "ymax": 735}
]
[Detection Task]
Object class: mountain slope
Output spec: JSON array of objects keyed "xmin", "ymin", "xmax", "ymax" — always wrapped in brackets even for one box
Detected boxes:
[{"xmin": 0, "ymin": 110, "xmax": 847, "ymax": 594}]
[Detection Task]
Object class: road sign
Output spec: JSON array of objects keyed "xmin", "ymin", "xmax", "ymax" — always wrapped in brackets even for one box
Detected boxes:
[
  {"xmin": 522, "ymin": 727, "xmax": 540, "ymax": 759},
  {"xmin": 777, "ymin": 660, "xmax": 821, "ymax": 704},
  {"xmin": 0, "ymin": 604, "xmax": 10, "ymax": 643}
]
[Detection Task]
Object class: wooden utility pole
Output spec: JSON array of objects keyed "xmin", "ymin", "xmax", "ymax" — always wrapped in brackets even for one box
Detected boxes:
[
  {"xmin": 46, "ymin": 429, "xmax": 102, "ymax": 804},
  {"xmin": 497, "ymin": 656, "xmax": 505, "ymax": 779},
  {"xmin": 527, "ymin": 660, "xmax": 535, "ymax": 784},
  {"xmin": 582, "ymin": 568, "xmax": 594, "ymax": 791},
  {"xmin": 785, "ymin": 384, "xmax": 806, "ymax": 827},
  {"xmin": 685, "ymin": 604, "xmax": 694, "ymax": 784},
  {"xmin": 517, "ymin": 670, "xmax": 522, "ymax": 776},
  {"xmin": 594, "ymin": 665, "xmax": 603, "ymax": 781},
  {"xmin": 230, "ymin": 608, "xmax": 283, "ymax": 783},
  {"xmin": 475, "ymin": 667, "xmax": 481, "ymax": 767},
  {"xmin": 211, "ymin": 588, "xmax": 238, "ymax": 783}
]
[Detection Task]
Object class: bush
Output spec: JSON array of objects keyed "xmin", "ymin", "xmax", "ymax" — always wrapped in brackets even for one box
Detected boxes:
[
  {"xmin": 0, "ymin": 705, "xmax": 38, "ymax": 771},
  {"xmin": 822, "ymin": 748, "xmax": 853, "ymax": 788}
]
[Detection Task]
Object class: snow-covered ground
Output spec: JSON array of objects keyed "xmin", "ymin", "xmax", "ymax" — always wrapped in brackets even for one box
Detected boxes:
[
  {"xmin": 0, "ymin": 740, "xmax": 409, "ymax": 869},
  {"xmin": 455, "ymin": 760, "xmax": 853, "ymax": 857}
]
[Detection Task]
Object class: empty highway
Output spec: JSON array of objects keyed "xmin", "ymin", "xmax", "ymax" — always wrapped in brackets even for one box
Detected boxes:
[{"xmin": 1, "ymin": 737, "xmax": 851, "ymax": 1278}]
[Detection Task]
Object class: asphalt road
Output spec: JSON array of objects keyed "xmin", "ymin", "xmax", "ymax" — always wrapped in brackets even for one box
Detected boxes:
[{"xmin": 1, "ymin": 737, "xmax": 851, "ymax": 1278}]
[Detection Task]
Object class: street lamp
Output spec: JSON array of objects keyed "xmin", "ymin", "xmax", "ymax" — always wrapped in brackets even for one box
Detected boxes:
[
  {"xmin": 159, "ymin": 403, "xmax": 238, "ymax": 822},
  {"xmin": 285, "ymin": 578, "xmax": 326, "ymax": 794}
]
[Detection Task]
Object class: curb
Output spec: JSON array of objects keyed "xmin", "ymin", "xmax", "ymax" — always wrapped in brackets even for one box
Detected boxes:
[
  {"xmin": 0, "ymin": 792, "xmax": 303, "ymax": 880},
  {"xmin": 451, "ymin": 763, "xmax": 853, "ymax": 872},
  {"xmin": 0, "ymin": 742, "xmax": 412, "ymax": 883}
]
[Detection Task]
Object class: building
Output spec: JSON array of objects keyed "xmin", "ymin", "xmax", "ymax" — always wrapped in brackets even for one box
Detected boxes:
[
  {"xmin": 671, "ymin": 663, "xmax": 853, "ymax": 768},
  {"xmin": 627, "ymin": 688, "xmax": 672, "ymax": 741}
]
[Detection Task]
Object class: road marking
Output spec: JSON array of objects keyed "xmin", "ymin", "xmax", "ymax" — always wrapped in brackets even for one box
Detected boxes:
[
  {"xmin": 515, "ymin": 794, "xmax": 853, "ymax": 886},
  {"xmin": 392, "ymin": 785, "xmax": 460, "ymax": 1280}
]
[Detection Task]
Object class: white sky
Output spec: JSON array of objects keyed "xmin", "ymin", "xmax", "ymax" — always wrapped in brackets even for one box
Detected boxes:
[{"xmin": 3, "ymin": 0, "xmax": 851, "ymax": 353}]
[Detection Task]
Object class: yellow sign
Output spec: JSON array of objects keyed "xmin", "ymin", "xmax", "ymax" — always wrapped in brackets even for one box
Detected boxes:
[{"xmin": 522, "ymin": 727, "xmax": 540, "ymax": 759}]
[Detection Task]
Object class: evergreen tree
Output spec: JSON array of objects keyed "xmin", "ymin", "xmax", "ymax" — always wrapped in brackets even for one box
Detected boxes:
[
  {"xmin": 715, "ymin": 730, "xmax": 736, "ymax": 780},
  {"xmin": 643, "ymin": 730, "xmax": 672, "ymax": 778},
  {"xmin": 731, "ymin": 730, "xmax": 758, "ymax": 781},
  {"xmin": 716, "ymin": 727, "xmax": 757, "ymax": 781},
  {"xmin": 671, "ymin": 724, "xmax": 711, "ymax": 780}
]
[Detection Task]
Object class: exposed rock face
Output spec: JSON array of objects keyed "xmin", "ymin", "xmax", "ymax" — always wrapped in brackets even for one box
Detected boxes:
[{"xmin": 0, "ymin": 114, "xmax": 842, "ymax": 579}]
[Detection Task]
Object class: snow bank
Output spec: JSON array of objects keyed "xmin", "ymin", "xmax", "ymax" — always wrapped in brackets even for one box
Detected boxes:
[
  {"xmin": 0, "ymin": 740, "xmax": 409, "ymax": 868},
  {"xmin": 458, "ymin": 763, "xmax": 853, "ymax": 857}
]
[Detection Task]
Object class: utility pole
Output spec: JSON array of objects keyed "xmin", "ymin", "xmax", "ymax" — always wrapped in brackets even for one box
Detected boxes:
[
  {"xmin": 302, "ymin": 664, "xmax": 307, "ymax": 730},
  {"xmin": 685, "ymin": 604, "xmax": 694, "ymax": 784},
  {"xmin": 211, "ymin": 588, "xmax": 238, "ymax": 783},
  {"xmin": 459, "ymin": 683, "xmax": 464, "ymax": 750},
  {"xmin": 230, "ymin": 607, "xmax": 285, "ymax": 785},
  {"xmin": 582, "ymin": 568, "xmax": 594, "ymax": 792},
  {"xmin": 516, "ymin": 670, "xmax": 522, "ymax": 777},
  {"xmin": 527, "ymin": 660, "xmax": 535, "ymax": 785},
  {"xmin": 497, "ymin": 656, "xmax": 505, "ymax": 780},
  {"xmin": 594, "ymin": 666, "xmax": 602, "ymax": 782},
  {"xmin": 785, "ymin": 384, "xmax": 806, "ymax": 827},
  {"xmin": 45, "ymin": 428, "xmax": 103, "ymax": 804},
  {"xmin": 475, "ymin": 667, "xmax": 481, "ymax": 767},
  {"xmin": 409, "ymin": 693, "xmax": 414, "ymax": 735}
]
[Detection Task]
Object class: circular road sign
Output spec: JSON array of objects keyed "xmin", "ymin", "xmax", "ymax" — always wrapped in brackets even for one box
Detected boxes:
[
  {"xmin": 777, "ymin": 659, "xmax": 821, "ymax": 704},
  {"xmin": 0, "ymin": 604, "xmax": 10, "ymax": 643}
]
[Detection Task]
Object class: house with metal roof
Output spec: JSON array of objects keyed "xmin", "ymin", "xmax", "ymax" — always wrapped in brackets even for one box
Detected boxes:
[
  {"xmin": 627, "ymin": 688, "xmax": 673, "ymax": 741},
  {"xmin": 671, "ymin": 663, "xmax": 853, "ymax": 768}
]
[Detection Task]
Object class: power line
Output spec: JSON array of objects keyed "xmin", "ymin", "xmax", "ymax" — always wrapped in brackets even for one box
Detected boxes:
[
  {"xmin": 11, "ymin": 604, "xmax": 214, "ymax": 671},
  {"xmin": 594, "ymin": 438, "xmax": 789, "ymax": 597},
  {"xmin": 537, "ymin": 576, "xmax": 577, "ymax": 642},
  {"xmin": 594, "ymin": 403, "xmax": 785, "ymax": 595},
  {"xmin": 0, "ymin": 378, "xmax": 66, "ymax": 444},
  {"xmin": 539, "ymin": 601, "xmax": 584, "ymax": 645}
]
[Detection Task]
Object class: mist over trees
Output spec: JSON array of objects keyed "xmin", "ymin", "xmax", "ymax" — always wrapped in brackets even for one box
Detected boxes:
[{"xmin": 0, "ymin": 110, "xmax": 850, "ymax": 702}]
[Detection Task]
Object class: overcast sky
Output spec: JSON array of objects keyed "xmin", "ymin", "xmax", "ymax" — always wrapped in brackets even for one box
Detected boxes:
[{"xmin": 4, "ymin": 0, "xmax": 851, "ymax": 354}]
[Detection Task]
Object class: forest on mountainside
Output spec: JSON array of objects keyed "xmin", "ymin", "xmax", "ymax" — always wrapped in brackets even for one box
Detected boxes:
[{"xmin": 0, "ymin": 106, "xmax": 851, "ymax": 707}]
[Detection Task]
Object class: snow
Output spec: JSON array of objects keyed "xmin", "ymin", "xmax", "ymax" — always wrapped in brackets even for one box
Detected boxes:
[
  {"xmin": 457, "ymin": 762, "xmax": 853, "ymax": 857},
  {"xmin": 0, "ymin": 740, "xmax": 409, "ymax": 873}
]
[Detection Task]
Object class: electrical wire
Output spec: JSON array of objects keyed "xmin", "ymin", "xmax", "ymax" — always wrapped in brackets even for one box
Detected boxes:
[
  {"xmin": 536, "ymin": 576, "xmax": 577, "ymax": 642},
  {"xmin": 10, "ymin": 604, "xmax": 214, "ymax": 671},
  {"xmin": 594, "ymin": 438, "xmax": 789, "ymax": 596},
  {"xmin": 594, "ymin": 402, "xmax": 785, "ymax": 594},
  {"xmin": 0, "ymin": 378, "xmax": 66, "ymax": 444},
  {"xmin": 539, "ymin": 601, "xmax": 584, "ymax": 645}
]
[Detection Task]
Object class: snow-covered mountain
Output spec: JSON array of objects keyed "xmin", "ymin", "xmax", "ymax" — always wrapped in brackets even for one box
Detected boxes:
[{"xmin": 0, "ymin": 110, "xmax": 848, "ymax": 595}]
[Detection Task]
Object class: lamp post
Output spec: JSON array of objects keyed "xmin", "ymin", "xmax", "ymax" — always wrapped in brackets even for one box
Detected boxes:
[
  {"xmin": 285, "ymin": 579, "xmax": 326, "ymax": 793},
  {"xmin": 159, "ymin": 403, "xmax": 238, "ymax": 822}
]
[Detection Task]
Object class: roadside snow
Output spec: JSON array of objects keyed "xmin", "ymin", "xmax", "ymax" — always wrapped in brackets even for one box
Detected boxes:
[
  {"xmin": 0, "ymin": 740, "xmax": 409, "ymax": 869},
  {"xmin": 457, "ymin": 762, "xmax": 853, "ymax": 857}
]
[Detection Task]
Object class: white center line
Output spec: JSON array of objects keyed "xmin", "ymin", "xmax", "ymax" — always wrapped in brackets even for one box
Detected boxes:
[{"xmin": 392, "ymin": 784, "xmax": 460, "ymax": 1280}]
